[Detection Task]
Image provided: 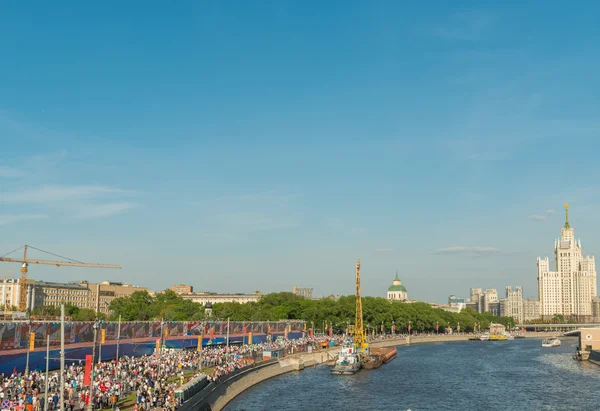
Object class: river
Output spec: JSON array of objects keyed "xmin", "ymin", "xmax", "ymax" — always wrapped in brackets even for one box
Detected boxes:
[{"xmin": 225, "ymin": 337, "xmax": 600, "ymax": 411}]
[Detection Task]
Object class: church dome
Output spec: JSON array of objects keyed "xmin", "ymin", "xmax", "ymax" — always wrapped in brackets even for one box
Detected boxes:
[{"xmin": 388, "ymin": 273, "xmax": 407, "ymax": 292}]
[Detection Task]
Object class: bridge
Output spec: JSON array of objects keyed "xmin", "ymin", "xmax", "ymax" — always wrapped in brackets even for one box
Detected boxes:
[{"xmin": 515, "ymin": 323, "xmax": 600, "ymax": 336}]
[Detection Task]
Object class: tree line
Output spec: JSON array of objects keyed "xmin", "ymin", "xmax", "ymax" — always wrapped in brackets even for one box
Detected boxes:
[{"xmin": 103, "ymin": 290, "xmax": 514, "ymax": 332}]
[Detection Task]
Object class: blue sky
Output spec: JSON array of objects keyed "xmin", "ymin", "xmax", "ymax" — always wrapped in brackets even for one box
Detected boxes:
[{"xmin": 1, "ymin": 1, "xmax": 600, "ymax": 302}]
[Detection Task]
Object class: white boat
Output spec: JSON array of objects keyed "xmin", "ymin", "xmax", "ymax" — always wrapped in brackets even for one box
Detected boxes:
[
  {"xmin": 542, "ymin": 337, "xmax": 561, "ymax": 347},
  {"xmin": 331, "ymin": 345, "xmax": 361, "ymax": 375},
  {"xmin": 479, "ymin": 333, "xmax": 490, "ymax": 341}
]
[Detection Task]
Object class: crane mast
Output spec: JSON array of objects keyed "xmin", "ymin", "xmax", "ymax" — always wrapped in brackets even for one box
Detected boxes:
[
  {"xmin": 354, "ymin": 259, "xmax": 367, "ymax": 353},
  {"xmin": 0, "ymin": 245, "xmax": 122, "ymax": 312}
]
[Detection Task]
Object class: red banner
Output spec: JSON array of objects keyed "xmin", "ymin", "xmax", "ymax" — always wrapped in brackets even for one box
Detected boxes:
[{"xmin": 84, "ymin": 355, "xmax": 92, "ymax": 386}]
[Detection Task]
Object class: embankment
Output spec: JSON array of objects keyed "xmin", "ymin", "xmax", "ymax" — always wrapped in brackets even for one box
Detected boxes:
[{"xmin": 197, "ymin": 332, "xmax": 565, "ymax": 410}]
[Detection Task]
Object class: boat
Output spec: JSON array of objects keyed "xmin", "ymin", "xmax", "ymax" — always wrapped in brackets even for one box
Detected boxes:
[
  {"xmin": 370, "ymin": 347, "xmax": 397, "ymax": 363},
  {"xmin": 542, "ymin": 337, "xmax": 561, "ymax": 348},
  {"xmin": 331, "ymin": 345, "xmax": 361, "ymax": 375},
  {"xmin": 361, "ymin": 354, "xmax": 383, "ymax": 370},
  {"xmin": 489, "ymin": 334, "xmax": 507, "ymax": 341},
  {"xmin": 479, "ymin": 333, "xmax": 490, "ymax": 341}
]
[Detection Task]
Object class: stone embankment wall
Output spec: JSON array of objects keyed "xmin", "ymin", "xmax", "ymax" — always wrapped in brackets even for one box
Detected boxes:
[{"xmin": 211, "ymin": 349, "xmax": 336, "ymax": 411}]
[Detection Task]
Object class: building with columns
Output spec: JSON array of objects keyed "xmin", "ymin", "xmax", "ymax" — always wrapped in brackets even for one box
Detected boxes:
[
  {"xmin": 537, "ymin": 205, "xmax": 597, "ymax": 321},
  {"xmin": 387, "ymin": 273, "xmax": 408, "ymax": 301}
]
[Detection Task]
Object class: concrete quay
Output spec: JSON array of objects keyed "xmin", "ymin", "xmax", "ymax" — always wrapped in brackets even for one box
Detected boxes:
[{"xmin": 208, "ymin": 332, "xmax": 564, "ymax": 410}]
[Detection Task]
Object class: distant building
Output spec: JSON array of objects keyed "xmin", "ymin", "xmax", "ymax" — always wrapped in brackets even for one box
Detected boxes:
[
  {"xmin": 28, "ymin": 280, "xmax": 147, "ymax": 315},
  {"xmin": 181, "ymin": 291, "xmax": 262, "ymax": 305},
  {"xmin": 292, "ymin": 286, "xmax": 313, "ymax": 299},
  {"xmin": 448, "ymin": 295, "xmax": 466, "ymax": 311},
  {"xmin": 523, "ymin": 297, "xmax": 541, "ymax": 322},
  {"xmin": 83, "ymin": 281, "xmax": 148, "ymax": 315},
  {"xmin": 537, "ymin": 205, "xmax": 597, "ymax": 321},
  {"xmin": 504, "ymin": 286, "xmax": 524, "ymax": 323},
  {"xmin": 170, "ymin": 284, "xmax": 194, "ymax": 294},
  {"xmin": 470, "ymin": 288, "xmax": 498, "ymax": 314},
  {"xmin": 31, "ymin": 281, "xmax": 91, "ymax": 312},
  {"xmin": 0, "ymin": 278, "xmax": 20, "ymax": 310},
  {"xmin": 387, "ymin": 273, "xmax": 408, "ymax": 301}
]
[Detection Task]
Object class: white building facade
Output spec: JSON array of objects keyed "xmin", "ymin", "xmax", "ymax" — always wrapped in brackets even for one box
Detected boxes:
[
  {"xmin": 181, "ymin": 292, "xmax": 262, "ymax": 305},
  {"xmin": 537, "ymin": 205, "xmax": 597, "ymax": 320}
]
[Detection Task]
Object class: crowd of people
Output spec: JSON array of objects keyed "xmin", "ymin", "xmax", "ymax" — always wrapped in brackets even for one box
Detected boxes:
[{"xmin": 0, "ymin": 335, "xmax": 338, "ymax": 411}]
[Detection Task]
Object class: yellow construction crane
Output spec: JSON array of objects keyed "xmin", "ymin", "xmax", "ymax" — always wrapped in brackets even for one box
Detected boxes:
[
  {"xmin": 0, "ymin": 245, "xmax": 121, "ymax": 312},
  {"xmin": 354, "ymin": 259, "xmax": 367, "ymax": 353}
]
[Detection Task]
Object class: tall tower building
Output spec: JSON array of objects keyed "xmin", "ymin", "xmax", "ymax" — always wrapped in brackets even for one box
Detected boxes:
[{"xmin": 537, "ymin": 204, "xmax": 597, "ymax": 320}]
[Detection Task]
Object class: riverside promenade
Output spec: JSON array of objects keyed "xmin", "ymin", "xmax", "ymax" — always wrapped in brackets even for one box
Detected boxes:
[{"xmin": 207, "ymin": 332, "xmax": 564, "ymax": 411}]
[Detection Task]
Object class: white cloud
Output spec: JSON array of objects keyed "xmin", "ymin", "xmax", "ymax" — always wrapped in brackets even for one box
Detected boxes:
[
  {"xmin": 1, "ymin": 185, "xmax": 133, "ymax": 204},
  {"xmin": 434, "ymin": 246, "xmax": 499, "ymax": 255},
  {"xmin": 529, "ymin": 215, "xmax": 546, "ymax": 221},
  {"xmin": 0, "ymin": 214, "xmax": 47, "ymax": 225},
  {"xmin": 545, "ymin": 209, "xmax": 556, "ymax": 214},
  {"xmin": 0, "ymin": 166, "xmax": 23, "ymax": 178},
  {"xmin": 72, "ymin": 203, "xmax": 137, "ymax": 219}
]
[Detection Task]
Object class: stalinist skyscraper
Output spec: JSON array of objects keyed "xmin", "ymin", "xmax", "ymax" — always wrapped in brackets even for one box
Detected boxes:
[{"xmin": 537, "ymin": 205, "xmax": 597, "ymax": 320}]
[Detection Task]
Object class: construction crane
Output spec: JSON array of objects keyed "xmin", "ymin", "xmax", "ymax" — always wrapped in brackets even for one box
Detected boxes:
[
  {"xmin": 0, "ymin": 245, "xmax": 121, "ymax": 312},
  {"xmin": 354, "ymin": 259, "xmax": 367, "ymax": 353}
]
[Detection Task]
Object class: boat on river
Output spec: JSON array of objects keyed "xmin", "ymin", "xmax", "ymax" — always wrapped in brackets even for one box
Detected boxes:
[
  {"xmin": 331, "ymin": 345, "xmax": 361, "ymax": 375},
  {"xmin": 542, "ymin": 337, "xmax": 561, "ymax": 348},
  {"xmin": 371, "ymin": 347, "xmax": 397, "ymax": 363}
]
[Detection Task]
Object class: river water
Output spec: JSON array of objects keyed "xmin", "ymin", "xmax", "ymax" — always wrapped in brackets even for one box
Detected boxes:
[{"xmin": 225, "ymin": 337, "xmax": 600, "ymax": 411}]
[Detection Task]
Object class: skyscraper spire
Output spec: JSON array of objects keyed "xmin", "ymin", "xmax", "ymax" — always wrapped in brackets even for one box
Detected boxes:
[{"xmin": 564, "ymin": 203, "xmax": 571, "ymax": 229}]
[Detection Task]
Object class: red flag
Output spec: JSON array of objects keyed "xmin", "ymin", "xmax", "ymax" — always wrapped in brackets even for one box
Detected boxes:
[
  {"xmin": 84, "ymin": 355, "xmax": 92, "ymax": 386},
  {"xmin": 408, "ymin": 325, "xmax": 411, "ymax": 332},
  {"xmin": 210, "ymin": 327, "xmax": 214, "ymax": 340},
  {"xmin": 436, "ymin": 324, "xmax": 439, "ymax": 332},
  {"xmin": 243, "ymin": 325, "xmax": 247, "ymax": 335},
  {"xmin": 328, "ymin": 327, "xmax": 332, "ymax": 336}
]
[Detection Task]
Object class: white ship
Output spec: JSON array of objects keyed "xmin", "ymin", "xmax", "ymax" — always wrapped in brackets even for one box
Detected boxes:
[{"xmin": 542, "ymin": 337, "xmax": 561, "ymax": 347}]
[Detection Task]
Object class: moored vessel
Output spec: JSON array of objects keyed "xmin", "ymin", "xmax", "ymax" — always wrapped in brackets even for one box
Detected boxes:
[
  {"xmin": 371, "ymin": 347, "xmax": 397, "ymax": 363},
  {"xmin": 542, "ymin": 337, "xmax": 561, "ymax": 348},
  {"xmin": 331, "ymin": 345, "xmax": 361, "ymax": 375}
]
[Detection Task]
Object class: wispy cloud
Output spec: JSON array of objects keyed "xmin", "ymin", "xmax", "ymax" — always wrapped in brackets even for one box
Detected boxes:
[
  {"xmin": 0, "ymin": 214, "xmax": 47, "ymax": 225},
  {"xmin": 0, "ymin": 166, "xmax": 24, "ymax": 178},
  {"xmin": 434, "ymin": 246, "xmax": 499, "ymax": 255},
  {"xmin": 545, "ymin": 209, "xmax": 556, "ymax": 214},
  {"xmin": 72, "ymin": 203, "xmax": 137, "ymax": 220},
  {"xmin": 528, "ymin": 215, "xmax": 546, "ymax": 221},
  {"xmin": 1, "ymin": 185, "xmax": 134, "ymax": 204},
  {"xmin": 375, "ymin": 248, "xmax": 394, "ymax": 253}
]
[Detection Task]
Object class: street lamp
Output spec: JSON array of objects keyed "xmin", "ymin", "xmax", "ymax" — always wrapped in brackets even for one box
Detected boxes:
[
  {"xmin": 88, "ymin": 320, "xmax": 99, "ymax": 411},
  {"xmin": 392, "ymin": 320, "xmax": 395, "ymax": 335},
  {"xmin": 25, "ymin": 318, "xmax": 32, "ymax": 375},
  {"xmin": 408, "ymin": 320, "xmax": 412, "ymax": 336},
  {"xmin": 436, "ymin": 320, "xmax": 439, "ymax": 336}
]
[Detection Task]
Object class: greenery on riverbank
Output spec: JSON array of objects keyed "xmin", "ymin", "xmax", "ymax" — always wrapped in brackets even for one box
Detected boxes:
[{"xmin": 107, "ymin": 290, "xmax": 514, "ymax": 333}]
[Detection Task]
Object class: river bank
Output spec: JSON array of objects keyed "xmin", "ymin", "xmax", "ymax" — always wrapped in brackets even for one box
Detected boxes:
[{"xmin": 211, "ymin": 332, "xmax": 564, "ymax": 410}]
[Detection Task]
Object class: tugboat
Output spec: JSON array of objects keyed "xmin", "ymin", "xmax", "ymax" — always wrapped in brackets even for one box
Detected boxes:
[{"xmin": 331, "ymin": 344, "xmax": 361, "ymax": 375}]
